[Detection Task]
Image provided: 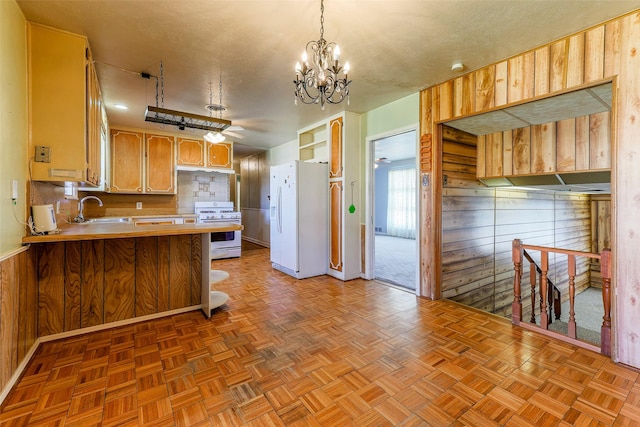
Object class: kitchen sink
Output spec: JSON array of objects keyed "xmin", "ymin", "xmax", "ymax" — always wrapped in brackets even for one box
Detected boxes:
[{"xmin": 77, "ymin": 217, "xmax": 132, "ymax": 224}]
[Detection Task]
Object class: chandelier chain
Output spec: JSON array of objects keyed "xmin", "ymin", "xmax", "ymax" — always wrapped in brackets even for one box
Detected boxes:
[
  {"xmin": 319, "ymin": 0, "xmax": 324, "ymax": 41},
  {"xmin": 160, "ymin": 61, "xmax": 164, "ymax": 108}
]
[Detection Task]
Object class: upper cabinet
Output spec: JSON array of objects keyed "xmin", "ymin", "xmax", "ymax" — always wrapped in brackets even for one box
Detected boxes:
[
  {"xmin": 207, "ymin": 142, "xmax": 233, "ymax": 169},
  {"xmin": 145, "ymin": 134, "xmax": 176, "ymax": 193},
  {"xmin": 27, "ymin": 23, "xmax": 104, "ymax": 187},
  {"xmin": 110, "ymin": 130, "xmax": 144, "ymax": 193},
  {"xmin": 176, "ymin": 138, "xmax": 234, "ymax": 173},
  {"xmin": 176, "ymin": 138, "xmax": 205, "ymax": 167},
  {"xmin": 109, "ymin": 129, "xmax": 176, "ymax": 194}
]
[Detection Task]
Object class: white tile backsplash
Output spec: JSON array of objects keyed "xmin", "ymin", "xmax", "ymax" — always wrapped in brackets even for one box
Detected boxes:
[{"xmin": 177, "ymin": 171, "xmax": 230, "ymax": 214}]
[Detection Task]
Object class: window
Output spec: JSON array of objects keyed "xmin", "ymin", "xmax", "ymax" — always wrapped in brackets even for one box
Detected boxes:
[{"xmin": 387, "ymin": 167, "xmax": 416, "ymax": 239}]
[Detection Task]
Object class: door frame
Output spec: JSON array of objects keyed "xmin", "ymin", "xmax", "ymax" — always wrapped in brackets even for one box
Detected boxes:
[{"xmin": 364, "ymin": 124, "xmax": 420, "ymax": 295}]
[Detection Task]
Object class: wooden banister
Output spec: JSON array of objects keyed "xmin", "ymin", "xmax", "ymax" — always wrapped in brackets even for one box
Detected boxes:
[
  {"xmin": 511, "ymin": 239, "xmax": 612, "ymax": 356},
  {"xmin": 511, "ymin": 239, "xmax": 523, "ymax": 325}
]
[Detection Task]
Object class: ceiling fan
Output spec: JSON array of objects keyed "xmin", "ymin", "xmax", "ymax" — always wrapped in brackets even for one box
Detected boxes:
[
  {"xmin": 375, "ymin": 157, "xmax": 391, "ymax": 164},
  {"xmin": 204, "ymin": 76, "xmax": 245, "ymax": 142}
]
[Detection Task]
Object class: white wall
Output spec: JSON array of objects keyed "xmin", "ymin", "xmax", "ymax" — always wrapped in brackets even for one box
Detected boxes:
[
  {"xmin": 0, "ymin": 1, "xmax": 28, "ymax": 257},
  {"xmin": 268, "ymin": 139, "xmax": 297, "ymax": 166}
]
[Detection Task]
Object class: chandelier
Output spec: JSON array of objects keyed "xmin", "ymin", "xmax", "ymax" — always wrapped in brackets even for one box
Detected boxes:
[{"xmin": 293, "ymin": 0, "xmax": 351, "ymax": 109}]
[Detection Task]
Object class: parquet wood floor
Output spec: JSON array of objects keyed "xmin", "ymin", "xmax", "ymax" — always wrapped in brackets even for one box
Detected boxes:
[{"xmin": 1, "ymin": 246, "xmax": 639, "ymax": 426}]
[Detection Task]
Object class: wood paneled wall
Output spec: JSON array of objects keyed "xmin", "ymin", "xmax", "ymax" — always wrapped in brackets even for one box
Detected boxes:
[
  {"xmin": 36, "ymin": 235, "xmax": 201, "ymax": 336},
  {"xmin": 590, "ymin": 195, "xmax": 611, "ymax": 288},
  {"xmin": 441, "ymin": 126, "xmax": 592, "ymax": 318},
  {"xmin": 477, "ymin": 112, "xmax": 610, "ymax": 178},
  {"xmin": 0, "ymin": 248, "xmax": 38, "ymax": 394},
  {"xmin": 420, "ymin": 9, "xmax": 640, "ymax": 367}
]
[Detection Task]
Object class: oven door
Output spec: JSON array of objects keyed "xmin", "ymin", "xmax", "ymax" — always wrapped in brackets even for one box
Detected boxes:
[{"xmin": 210, "ymin": 229, "xmax": 240, "ymax": 249}]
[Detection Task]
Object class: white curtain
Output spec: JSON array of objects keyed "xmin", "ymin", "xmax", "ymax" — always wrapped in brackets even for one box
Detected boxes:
[{"xmin": 387, "ymin": 167, "xmax": 416, "ymax": 239}]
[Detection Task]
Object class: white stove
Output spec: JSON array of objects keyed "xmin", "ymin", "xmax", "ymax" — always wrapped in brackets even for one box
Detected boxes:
[{"xmin": 195, "ymin": 202, "xmax": 241, "ymax": 259}]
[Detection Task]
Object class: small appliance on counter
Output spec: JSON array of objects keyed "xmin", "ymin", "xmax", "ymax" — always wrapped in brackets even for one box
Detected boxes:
[{"xmin": 31, "ymin": 204, "xmax": 58, "ymax": 234}]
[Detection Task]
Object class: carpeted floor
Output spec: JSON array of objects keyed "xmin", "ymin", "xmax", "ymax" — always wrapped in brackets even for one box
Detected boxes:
[
  {"xmin": 374, "ymin": 234, "xmax": 416, "ymax": 290},
  {"xmin": 548, "ymin": 287, "xmax": 604, "ymax": 344}
]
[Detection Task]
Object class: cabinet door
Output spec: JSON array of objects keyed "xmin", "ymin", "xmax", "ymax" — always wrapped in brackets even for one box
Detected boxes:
[
  {"xmin": 28, "ymin": 24, "xmax": 88, "ymax": 183},
  {"xmin": 207, "ymin": 142, "xmax": 232, "ymax": 168},
  {"xmin": 146, "ymin": 134, "xmax": 176, "ymax": 193},
  {"xmin": 330, "ymin": 117, "xmax": 343, "ymax": 178},
  {"xmin": 110, "ymin": 130, "xmax": 143, "ymax": 193},
  {"xmin": 329, "ymin": 181, "xmax": 343, "ymax": 272},
  {"xmin": 86, "ymin": 60, "xmax": 102, "ymax": 186},
  {"xmin": 177, "ymin": 138, "xmax": 205, "ymax": 167}
]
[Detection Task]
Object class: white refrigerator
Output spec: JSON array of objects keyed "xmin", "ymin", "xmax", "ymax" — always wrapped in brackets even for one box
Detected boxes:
[{"xmin": 270, "ymin": 161, "xmax": 328, "ymax": 279}]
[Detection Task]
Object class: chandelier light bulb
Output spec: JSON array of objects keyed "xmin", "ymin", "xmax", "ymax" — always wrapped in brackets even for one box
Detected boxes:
[
  {"xmin": 302, "ymin": 51, "xmax": 308, "ymax": 63},
  {"xmin": 295, "ymin": 61, "xmax": 302, "ymax": 73},
  {"xmin": 333, "ymin": 45, "xmax": 341, "ymax": 61},
  {"xmin": 344, "ymin": 61, "xmax": 350, "ymax": 74}
]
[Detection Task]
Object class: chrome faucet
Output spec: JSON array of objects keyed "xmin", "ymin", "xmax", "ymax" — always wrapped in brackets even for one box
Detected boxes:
[{"xmin": 74, "ymin": 195, "xmax": 103, "ymax": 222}]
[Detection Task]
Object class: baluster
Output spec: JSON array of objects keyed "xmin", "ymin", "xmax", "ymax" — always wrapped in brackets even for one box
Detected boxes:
[
  {"xmin": 601, "ymin": 249, "xmax": 612, "ymax": 356},
  {"xmin": 540, "ymin": 251, "xmax": 549, "ymax": 329},
  {"xmin": 512, "ymin": 239, "xmax": 523, "ymax": 325},
  {"xmin": 530, "ymin": 262, "xmax": 536, "ymax": 324},
  {"xmin": 567, "ymin": 254, "xmax": 576, "ymax": 339}
]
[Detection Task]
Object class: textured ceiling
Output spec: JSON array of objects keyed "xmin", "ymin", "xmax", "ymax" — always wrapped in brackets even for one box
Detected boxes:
[{"xmin": 16, "ymin": 1, "xmax": 639, "ymax": 159}]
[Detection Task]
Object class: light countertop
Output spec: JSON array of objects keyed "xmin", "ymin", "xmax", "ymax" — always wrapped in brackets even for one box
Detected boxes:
[{"xmin": 23, "ymin": 221, "xmax": 242, "ymax": 244}]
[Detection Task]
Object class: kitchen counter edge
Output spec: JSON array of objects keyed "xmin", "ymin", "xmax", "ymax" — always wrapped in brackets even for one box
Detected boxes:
[{"xmin": 22, "ymin": 222, "xmax": 243, "ymax": 244}]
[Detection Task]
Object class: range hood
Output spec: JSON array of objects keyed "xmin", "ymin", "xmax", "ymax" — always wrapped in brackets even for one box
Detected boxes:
[{"xmin": 479, "ymin": 170, "xmax": 611, "ymax": 194}]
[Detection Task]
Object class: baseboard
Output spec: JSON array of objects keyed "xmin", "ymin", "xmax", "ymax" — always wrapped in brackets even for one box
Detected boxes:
[
  {"xmin": 0, "ymin": 338, "xmax": 41, "ymax": 407},
  {"xmin": 0, "ymin": 305, "xmax": 202, "ymax": 407},
  {"xmin": 242, "ymin": 236, "xmax": 269, "ymax": 248}
]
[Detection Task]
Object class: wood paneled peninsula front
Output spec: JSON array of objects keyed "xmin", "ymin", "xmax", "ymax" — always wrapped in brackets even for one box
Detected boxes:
[{"xmin": 22, "ymin": 222, "xmax": 242, "ymax": 337}]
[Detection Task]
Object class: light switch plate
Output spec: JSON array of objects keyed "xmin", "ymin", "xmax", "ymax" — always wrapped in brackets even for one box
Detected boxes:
[{"xmin": 11, "ymin": 180, "xmax": 18, "ymax": 199}]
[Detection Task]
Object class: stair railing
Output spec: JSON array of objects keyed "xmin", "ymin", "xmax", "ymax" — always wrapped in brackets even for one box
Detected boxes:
[
  {"xmin": 511, "ymin": 239, "xmax": 612, "ymax": 356},
  {"xmin": 522, "ymin": 248, "xmax": 562, "ymax": 325}
]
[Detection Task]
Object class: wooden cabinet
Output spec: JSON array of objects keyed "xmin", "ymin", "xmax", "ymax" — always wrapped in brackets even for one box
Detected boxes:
[
  {"xmin": 176, "ymin": 138, "xmax": 205, "ymax": 167},
  {"xmin": 145, "ymin": 134, "xmax": 175, "ymax": 193},
  {"xmin": 27, "ymin": 23, "xmax": 103, "ymax": 186},
  {"xmin": 330, "ymin": 117, "xmax": 343, "ymax": 178},
  {"xmin": 207, "ymin": 142, "xmax": 233, "ymax": 168},
  {"xmin": 298, "ymin": 112, "xmax": 361, "ymax": 280},
  {"xmin": 329, "ymin": 181, "xmax": 343, "ymax": 271},
  {"xmin": 176, "ymin": 138, "xmax": 233, "ymax": 171},
  {"xmin": 327, "ymin": 112, "xmax": 361, "ymax": 280},
  {"xmin": 109, "ymin": 129, "xmax": 175, "ymax": 194},
  {"xmin": 110, "ymin": 130, "xmax": 143, "ymax": 193}
]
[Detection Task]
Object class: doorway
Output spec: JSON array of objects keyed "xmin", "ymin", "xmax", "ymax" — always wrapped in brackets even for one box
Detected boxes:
[{"xmin": 366, "ymin": 128, "xmax": 419, "ymax": 292}]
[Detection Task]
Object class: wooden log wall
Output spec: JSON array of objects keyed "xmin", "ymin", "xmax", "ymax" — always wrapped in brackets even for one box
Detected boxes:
[
  {"xmin": 420, "ymin": 9, "xmax": 640, "ymax": 367},
  {"xmin": 37, "ymin": 235, "xmax": 201, "ymax": 336},
  {"xmin": 441, "ymin": 127, "xmax": 592, "ymax": 318},
  {"xmin": 0, "ymin": 248, "xmax": 38, "ymax": 394},
  {"xmin": 477, "ymin": 111, "xmax": 610, "ymax": 178}
]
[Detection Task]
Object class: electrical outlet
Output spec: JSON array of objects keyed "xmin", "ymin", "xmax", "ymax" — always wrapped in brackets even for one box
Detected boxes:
[
  {"xmin": 35, "ymin": 146, "xmax": 51, "ymax": 163},
  {"xmin": 136, "ymin": 202, "xmax": 142, "ymax": 210}
]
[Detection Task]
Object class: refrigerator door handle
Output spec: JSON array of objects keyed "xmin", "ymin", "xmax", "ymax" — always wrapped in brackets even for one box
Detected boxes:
[{"xmin": 277, "ymin": 185, "xmax": 282, "ymax": 233}]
